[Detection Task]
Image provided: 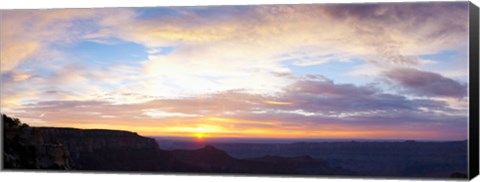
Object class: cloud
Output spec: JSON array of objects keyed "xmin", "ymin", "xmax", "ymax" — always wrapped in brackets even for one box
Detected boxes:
[
  {"xmin": 383, "ymin": 68, "xmax": 467, "ymax": 98},
  {"xmin": 0, "ymin": 8, "xmax": 135, "ymax": 72},
  {"xmin": 88, "ymin": 3, "xmax": 468, "ymax": 99},
  {"xmin": 8, "ymin": 74, "xmax": 467, "ymax": 140},
  {"xmin": 143, "ymin": 109, "xmax": 200, "ymax": 118},
  {"xmin": 319, "ymin": 2, "xmax": 468, "ymax": 65},
  {"xmin": 2, "ymin": 3, "xmax": 469, "ymax": 104},
  {"xmin": 89, "ymin": 3, "xmax": 469, "ymax": 70}
]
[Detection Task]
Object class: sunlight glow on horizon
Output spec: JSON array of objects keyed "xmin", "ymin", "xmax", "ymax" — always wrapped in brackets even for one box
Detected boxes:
[
  {"xmin": 264, "ymin": 101, "xmax": 294, "ymax": 105},
  {"xmin": 23, "ymin": 117, "xmax": 463, "ymax": 141}
]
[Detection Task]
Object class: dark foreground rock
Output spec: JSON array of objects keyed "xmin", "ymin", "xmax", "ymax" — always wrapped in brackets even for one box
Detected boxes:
[
  {"xmin": 3, "ymin": 114, "xmax": 351, "ymax": 176},
  {"xmin": 3, "ymin": 114, "xmax": 71, "ymax": 169}
]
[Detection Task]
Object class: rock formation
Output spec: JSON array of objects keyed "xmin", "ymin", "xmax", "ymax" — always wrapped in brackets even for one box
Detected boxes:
[{"xmin": 2, "ymin": 114, "xmax": 352, "ymax": 176}]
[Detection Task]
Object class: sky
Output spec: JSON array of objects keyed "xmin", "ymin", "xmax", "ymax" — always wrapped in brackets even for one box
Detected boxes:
[{"xmin": 0, "ymin": 2, "xmax": 471, "ymax": 140}]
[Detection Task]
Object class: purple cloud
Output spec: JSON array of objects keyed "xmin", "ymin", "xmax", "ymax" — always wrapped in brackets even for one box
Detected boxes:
[
  {"xmin": 6, "ymin": 73, "xmax": 467, "ymax": 140},
  {"xmin": 384, "ymin": 68, "xmax": 467, "ymax": 98},
  {"xmin": 320, "ymin": 2, "xmax": 468, "ymax": 66}
]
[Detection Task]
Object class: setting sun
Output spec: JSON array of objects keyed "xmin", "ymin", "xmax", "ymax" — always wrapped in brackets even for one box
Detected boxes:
[
  {"xmin": 196, "ymin": 133, "xmax": 205, "ymax": 139},
  {"xmin": 195, "ymin": 127, "xmax": 204, "ymax": 138}
]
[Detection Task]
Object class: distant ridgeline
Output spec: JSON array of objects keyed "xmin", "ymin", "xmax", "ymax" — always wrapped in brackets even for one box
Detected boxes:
[
  {"xmin": 1, "ymin": 114, "xmax": 351, "ymax": 175},
  {"xmin": 2, "ymin": 114, "xmax": 467, "ymax": 179}
]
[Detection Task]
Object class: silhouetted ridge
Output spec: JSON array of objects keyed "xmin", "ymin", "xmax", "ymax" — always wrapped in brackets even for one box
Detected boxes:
[
  {"xmin": 207, "ymin": 141, "xmax": 468, "ymax": 178},
  {"xmin": 256, "ymin": 155, "xmax": 315, "ymax": 162},
  {"xmin": 2, "ymin": 114, "xmax": 366, "ymax": 176},
  {"xmin": 197, "ymin": 144, "xmax": 231, "ymax": 157},
  {"xmin": 169, "ymin": 144, "xmax": 354, "ymax": 175},
  {"xmin": 248, "ymin": 155, "xmax": 354, "ymax": 175},
  {"xmin": 36, "ymin": 127, "xmax": 159, "ymax": 151},
  {"xmin": 171, "ymin": 145, "xmax": 235, "ymax": 168},
  {"xmin": 2, "ymin": 114, "xmax": 195, "ymax": 171},
  {"xmin": 3, "ymin": 114, "xmax": 71, "ymax": 169}
]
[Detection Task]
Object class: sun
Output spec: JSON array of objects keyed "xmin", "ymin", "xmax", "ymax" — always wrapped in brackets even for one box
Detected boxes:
[
  {"xmin": 196, "ymin": 133, "xmax": 205, "ymax": 139},
  {"xmin": 194, "ymin": 127, "xmax": 207, "ymax": 140},
  {"xmin": 191, "ymin": 125, "xmax": 223, "ymax": 140}
]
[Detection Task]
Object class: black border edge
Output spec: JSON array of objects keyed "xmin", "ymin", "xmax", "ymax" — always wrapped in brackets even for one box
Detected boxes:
[
  {"xmin": 469, "ymin": 1, "xmax": 480, "ymax": 180},
  {"xmin": 0, "ymin": 10, "xmax": 5, "ymax": 171}
]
